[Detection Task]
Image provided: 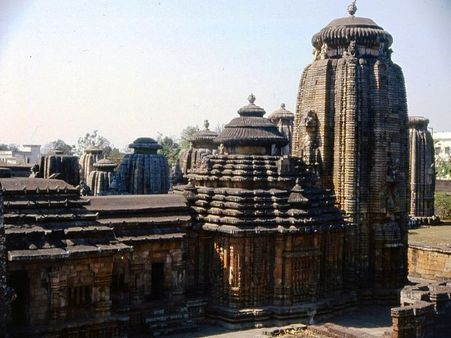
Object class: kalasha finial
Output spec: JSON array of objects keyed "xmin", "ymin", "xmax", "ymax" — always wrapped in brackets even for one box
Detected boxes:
[
  {"xmin": 203, "ymin": 120, "xmax": 210, "ymax": 130},
  {"xmin": 248, "ymin": 93, "xmax": 256, "ymax": 104},
  {"xmin": 281, "ymin": 103, "xmax": 286, "ymax": 109},
  {"xmin": 347, "ymin": 0, "xmax": 357, "ymax": 16}
]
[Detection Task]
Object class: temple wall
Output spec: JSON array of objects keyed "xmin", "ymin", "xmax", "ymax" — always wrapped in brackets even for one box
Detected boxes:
[
  {"xmin": 0, "ymin": 187, "xmax": 6, "ymax": 333},
  {"xmin": 408, "ymin": 244, "xmax": 451, "ymax": 281},
  {"xmin": 7, "ymin": 256, "xmax": 114, "ymax": 325},
  {"xmin": 6, "ymin": 238, "xmax": 186, "ymax": 336}
]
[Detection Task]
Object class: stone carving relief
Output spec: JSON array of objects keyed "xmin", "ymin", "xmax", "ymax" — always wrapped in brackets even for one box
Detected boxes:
[{"xmin": 302, "ymin": 110, "xmax": 320, "ymax": 166}]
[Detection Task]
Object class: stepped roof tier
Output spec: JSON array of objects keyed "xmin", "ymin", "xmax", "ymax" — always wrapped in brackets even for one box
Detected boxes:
[{"xmin": 189, "ymin": 120, "xmax": 218, "ymax": 148}]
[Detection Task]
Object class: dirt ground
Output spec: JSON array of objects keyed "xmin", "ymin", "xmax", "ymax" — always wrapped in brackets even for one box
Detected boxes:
[{"xmin": 409, "ymin": 222, "xmax": 451, "ymax": 247}]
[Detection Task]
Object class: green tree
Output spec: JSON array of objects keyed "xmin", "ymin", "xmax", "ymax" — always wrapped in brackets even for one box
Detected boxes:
[
  {"xmin": 435, "ymin": 157, "xmax": 451, "ymax": 179},
  {"xmin": 156, "ymin": 133, "xmax": 180, "ymax": 168},
  {"xmin": 0, "ymin": 144, "xmax": 19, "ymax": 152},
  {"xmin": 107, "ymin": 148, "xmax": 125, "ymax": 164},
  {"xmin": 179, "ymin": 125, "xmax": 199, "ymax": 151},
  {"xmin": 41, "ymin": 139, "xmax": 73, "ymax": 155},
  {"xmin": 75, "ymin": 130, "xmax": 113, "ymax": 157}
]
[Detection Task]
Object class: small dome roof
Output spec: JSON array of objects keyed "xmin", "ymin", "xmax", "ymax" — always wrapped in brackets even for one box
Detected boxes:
[
  {"xmin": 129, "ymin": 137, "xmax": 162, "ymax": 152},
  {"xmin": 189, "ymin": 120, "xmax": 218, "ymax": 145},
  {"xmin": 268, "ymin": 103, "xmax": 294, "ymax": 121},
  {"xmin": 312, "ymin": 3, "xmax": 392, "ymax": 49},
  {"xmin": 93, "ymin": 158, "xmax": 118, "ymax": 170},
  {"xmin": 237, "ymin": 94, "xmax": 266, "ymax": 117},
  {"xmin": 215, "ymin": 95, "xmax": 288, "ymax": 147},
  {"xmin": 85, "ymin": 145, "xmax": 103, "ymax": 154},
  {"xmin": 408, "ymin": 116, "xmax": 430, "ymax": 129}
]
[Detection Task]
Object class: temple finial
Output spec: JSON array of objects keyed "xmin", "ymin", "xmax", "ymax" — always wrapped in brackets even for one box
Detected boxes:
[
  {"xmin": 347, "ymin": 0, "xmax": 357, "ymax": 16},
  {"xmin": 248, "ymin": 93, "xmax": 256, "ymax": 104},
  {"xmin": 281, "ymin": 103, "xmax": 286, "ymax": 109},
  {"xmin": 203, "ymin": 120, "xmax": 210, "ymax": 130}
]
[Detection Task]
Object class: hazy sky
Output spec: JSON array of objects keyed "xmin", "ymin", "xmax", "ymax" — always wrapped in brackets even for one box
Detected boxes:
[{"xmin": 0, "ymin": 0, "xmax": 450, "ymax": 149}]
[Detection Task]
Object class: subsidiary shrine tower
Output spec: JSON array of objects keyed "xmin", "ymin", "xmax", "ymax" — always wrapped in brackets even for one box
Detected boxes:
[{"xmin": 292, "ymin": 2, "xmax": 409, "ymax": 291}]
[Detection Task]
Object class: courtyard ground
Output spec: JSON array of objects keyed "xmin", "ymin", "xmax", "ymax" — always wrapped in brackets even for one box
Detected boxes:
[
  {"xmin": 408, "ymin": 221, "xmax": 451, "ymax": 247},
  {"xmin": 170, "ymin": 305, "xmax": 392, "ymax": 338}
]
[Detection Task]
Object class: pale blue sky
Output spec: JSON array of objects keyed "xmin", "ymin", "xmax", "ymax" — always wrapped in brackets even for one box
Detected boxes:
[{"xmin": 0, "ymin": 0, "xmax": 450, "ymax": 149}]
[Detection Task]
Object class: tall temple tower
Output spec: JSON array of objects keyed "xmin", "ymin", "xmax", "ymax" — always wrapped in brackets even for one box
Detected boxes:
[
  {"xmin": 292, "ymin": 2, "xmax": 409, "ymax": 290},
  {"xmin": 408, "ymin": 116, "xmax": 435, "ymax": 221}
]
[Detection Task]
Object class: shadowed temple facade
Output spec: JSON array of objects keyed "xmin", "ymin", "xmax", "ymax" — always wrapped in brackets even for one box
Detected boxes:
[{"xmin": 0, "ymin": 3, "xmax": 428, "ymax": 338}]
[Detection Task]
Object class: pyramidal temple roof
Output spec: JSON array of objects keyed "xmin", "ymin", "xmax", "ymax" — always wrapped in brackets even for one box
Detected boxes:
[{"xmin": 215, "ymin": 94, "xmax": 288, "ymax": 147}]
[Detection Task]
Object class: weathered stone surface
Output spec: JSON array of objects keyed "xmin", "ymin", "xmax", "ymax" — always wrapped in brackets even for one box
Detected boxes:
[
  {"xmin": 116, "ymin": 138, "xmax": 170, "ymax": 194},
  {"xmin": 2, "ymin": 177, "xmax": 191, "ymax": 337},
  {"xmin": 292, "ymin": 8, "xmax": 408, "ymax": 292},
  {"xmin": 268, "ymin": 103, "xmax": 294, "ymax": 156},
  {"xmin": 87, "ymin": 158, "xmax": 117, "ymax": 196},
  {"xmin": 408, "ymin": 244, "xmax": 451, "ymax": 281},
  {"xmin": 0, "ymin": 182, "xmax": 6, "ymax": 335},
  {"xmin": 178, "ymin": 120, "xmax": 218, "ymax": 184},
  {"xmin": 391, "ymin": 281, "xmax": 451, "ymax": 338},
  {"xmin": 79, "ymin": 145, "xmax": 103, "ymax": 183},
  {"xmin": 176, "ymin": 96, "xmax": 351, "ymax": 324},
  {"xmin": 408, "ymin": 117, "xmax": 435, "ymax": 220},
  {"xmin": 38, "ymin": 150, "xmax": 80, "ymax": 186}
]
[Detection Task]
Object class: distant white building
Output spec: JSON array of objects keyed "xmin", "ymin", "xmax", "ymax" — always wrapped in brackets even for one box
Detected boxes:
[
  {"xmin": 434, "ymin": 132, "xmax": 451, "ymax": 160},
  {"xmin": 0, "ymin": 144, "xmax": 41, "ymax": 165}
]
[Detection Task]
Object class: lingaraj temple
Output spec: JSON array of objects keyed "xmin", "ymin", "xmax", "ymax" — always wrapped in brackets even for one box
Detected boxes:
[{"xmin": 0, "ymin": 3, "xmax": 449, "ymax": 338}]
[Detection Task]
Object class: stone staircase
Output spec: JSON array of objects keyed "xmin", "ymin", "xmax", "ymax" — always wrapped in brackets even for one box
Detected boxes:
[{"xmin": 145, "ymin": 305, "xmax": 197, "ymax": 336}]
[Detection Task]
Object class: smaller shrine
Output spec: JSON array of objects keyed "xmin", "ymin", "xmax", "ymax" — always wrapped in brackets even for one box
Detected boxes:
[
  {"xmin": 408, "ymin": 116, "xmax": 436, "ymax": 223},
  {"xmin": 268, "ymin": 103, "xmax": 294, "ymax": 155},
  {"xmin": 38, "ymin": 149, "xmax": 80, "ymax": 186},
  {"xmin": 79, "ymin": 145, "xmax": 104, "ymax": 183},
  {"xmin": 87, "ymin": 158, "xmax": 118, "ymax": 196},
  {"xmin": 116, "ymin": 138, "xmax": 170, "ymax": 194},
  {"xmin": 178, "ymin": 120, "xmax": 218, "ymax": 183},
  {"xmin": 215, "ymin": 94, "xmax": 287, "ymax": 155}
]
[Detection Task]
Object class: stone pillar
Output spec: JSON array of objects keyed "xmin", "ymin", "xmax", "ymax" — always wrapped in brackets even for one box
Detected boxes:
[
  {"xmin": 49, "ymin": 267, "xmax": 67, "ymax": 322},
  {"xmin": 93, "ymin": 270, "xmax": 112, "ymax": 317}
]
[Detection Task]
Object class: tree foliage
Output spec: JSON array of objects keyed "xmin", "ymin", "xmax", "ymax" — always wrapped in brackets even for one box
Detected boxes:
[
  {"xmin": 156, "ymin": 133, "xmax": 180, "ymax": 168},
  {"xmin": 41, "ymin": 139, "xmax": 74, "ymax": 155},
  {"xmin": 435, "ymin": 192, "xmax": 451, "ymax": 220},
  {"xmin": 179, "ymin": 125, "xmax": 199, "ymax": 151},
  {"xmin": 0, "ymin": 144, "xmax": 19, "ymax": 152},
  {"xmin": 435, "ymin": 157, "xmax": 451, "ymax": 179},
  {"xmin": 75, "ymin": 130, "xmax": 113, "ymax": 157}
]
